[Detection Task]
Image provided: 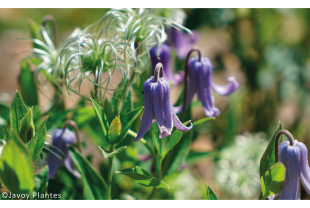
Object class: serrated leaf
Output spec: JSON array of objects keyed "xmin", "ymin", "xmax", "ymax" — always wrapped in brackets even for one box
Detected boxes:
[
  {"xmin": 10, "ymin": 91, "xmax": 28, "ymax": 134},
  {"xmin": 115, "ymin": 166, "xmax": 170, "ymax": 189},
  {"xmin": 90, "ymin": 98, "xmax": 110, "ymax": 146},
  {"xmin": 19, "ymin": 107, "xmax": 35, "ymax": 143},
  {"xmin": 19, "ymin": 60, "xmax": 39, "ymax": 106},
  {"xmin": 117, "ymin": 106, "xmax": 144, "ymax": 144},
  {"xmin": 27, "ymin": 116, "xmax": 48, "ymax": 160},
  {"xmin": 152, "ymin": 122, "xmax": 160, "ymax": 152},
  {"xmin": 99, "ymin": 146, "xmax": 127, "ymax": 158},
  {"xmin": 259, "ymin": 121, "xmax": 283, "ymax": 177},
  {"xmin": 0, "ymin": 130, "xmax": 34, "ymax": 194},
  {"xmin": 206, "ymin": 184, "xmax": 218, "ymax": 200},
  {"xmin": 161, "ymin": 121, "xmax": 191, "ymax": 157},
  {"xmin": 261, "ymin": 162, "xmax": 286, "ymax": 199},
  {"xmin": 109, "ymin": 116, "xmax": 121, "ymax": 144},
  {"xmin": 69, "ymin": 146, "xmax": 107, "ymax": 200}
]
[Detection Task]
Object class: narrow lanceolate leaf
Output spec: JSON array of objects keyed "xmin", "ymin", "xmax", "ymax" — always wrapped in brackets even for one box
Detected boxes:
[
  {"xmin": 259, "ymin": 121, "xmax": 283, "ymax": 177},
  {"xmin": 10, "ymin": 91, "xmax": 28, "ymax": 134},
  {"xmin": 206, "ymin": 184, "xmax": 218, "ymax": 200},
  {"xmin": 33, "ymin": 165, "xmax": 49, "ymax": 199},
  {"xmin": 19, "ymin": 107, "xmax": 35, "ymax": 143},
  {"xmin": 117, "ymin": 106, "xmax": 144, "ymax": 144},
  {"xmin": 193, "ymin": 117, "xmax": 215, "ymax": 128},
  {"xmin": 261, "ymin": 162, "xmax": 286, "ymax": 199},
  {"xmin": 152, "ymin": 123, "xmax": 160, "ymax": 152},
  {"xmin": 27, "ymin": 116, "xmax": 48, "ymax": 160},
  {"xmin": 115, "ymin": 166, "xmax": 170, "ymax": 189},
  {"xmin": 162, "ymin": 121, "xmax": 191, "ymax": 157},
  {"xmin": 90, "ymin": 98, "xmax": 110, "ymax": 145},
  {"xmin": 0, "ymin": 102, "xmax": 10, "ymax": 123},
  {"xmin": 0, "ymin": 130, "xmax": 34, "ymax": 194},
  {"xmin": 99, "ymin": 146, "xmax": 127, "ymax": 159},
  {"xmin": 69, "ymin": 146, "xmax": 107, "ymax": 199},
  {"xmin": 19, "ymin": 60, "xmax": 39, "ymax": 106},
  {"xmin": 120, "ymin": 89, "xmax": 133, "ymax": 121},
  {"xmin": 109, "ymin": 116, "xmax": 121, "ymax": 144}
]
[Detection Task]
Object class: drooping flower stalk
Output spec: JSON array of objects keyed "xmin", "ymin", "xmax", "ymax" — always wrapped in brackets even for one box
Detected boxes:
[
  {"xmin": 48, "ymin": 120, "xmax": 81, "ymax": 179},
  {"xmin": 150, "ymin": 44, "xmax": 184, "ymax": 86},
  {"xmin": 176, "ymin": 48, "xmax": 239, "ymax": 117},
  {"xmin": 274, "ymin": 130, "xmax": 310, "ymax": 200},
  {"xmin": 134, "ymin": 62, "xmax": 193, "ymax": 141}
]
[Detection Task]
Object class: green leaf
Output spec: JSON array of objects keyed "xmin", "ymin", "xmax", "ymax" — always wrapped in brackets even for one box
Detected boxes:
[
  {"xmin": 206, "ymin": 184, "xmax": 218, "ymax": 200},
  {"xmin": 27, "ymin": 19, "xmax": 45, "ymax": 50},
  {"xmin": 115, "ymin": 166, "xmax": 170, "ymax": 189},
  {"xmin": 33, "ymin": 165, "xmax": 49, "ymax": 199},
  {"xmin": 261, "ymin": 162, "xmax": 286, "ymax": 199},
  {"xmin": 0, "ymin": 130, "xmax": 34, "ymax": 194},
  {"xmin": 19, "ymin": 60, "xmax": 39, "ymax": 106},
  {"xmin": 117, "ymin": 106, "xmax": 144, "ymax": 144},
  {"xmin": 0, "ymin": 126, "xmax": 9, "ymax": 141},
  {"xmin": 109, "ymin": 116, "xmax": 121, "ymax": 144},
  {"xmin": 99, "ymin": 146, "xmax": 127, "ymax": 158},
  {"xmin": 19, "ymin": 107, "xmax": 35, "ymax": 143},
  {"xmin": 120, "ymin": 90, "xmax": 133, "ymax": 121},
  {"xmin": 10, "ymin": 91, "xmax": 28, "ymax": 134},
  {"xmin": 152, "ymin": 122, "xmax": 160, "ymax": 152},
  {"xmin": 90, "ymin": 98, "xmax": 110, "ymax": 145},
  {"xmin": 103, "ymin": 98, "xmax": 115, "ymax": 123},
  {"xmin": 193, "ymin": 117, "xmax": 215, "ymax": 128},
  {"xmin": 27, "ymin": 116, "xmax": 48, "ymax": 160},
  {"xmin": 259, "ymin": 121, "xmax": 283, "ymax": 177},
  {"xmin": 69, "ymin": 146, "xmax": 107, "ymax": 199},
  {"xmin": 0, "ymin": 102, "xmax": 10, "ymax": 123}
]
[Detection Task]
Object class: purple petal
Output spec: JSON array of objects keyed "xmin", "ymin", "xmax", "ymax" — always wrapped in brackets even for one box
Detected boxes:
[
  {"xmin": 296, "ymin": 141, "xmax": 310, "ymax": 195},
  {"xmin": 134, "ymin": 77, "xmax": 154, "ymax": 141},
  {"xmin": 161, "ymin": 78, "xmax": 173, "ymax": 137},
  {"xmin": 279, "ymin": 144, "xmax": 301, "ymax": 200},
  {"xmin": 153, "ymin": 80, "xmax": 167, "ymax": 138},
  {"xmin": 64, "ymin": 154, "xmax": 82, "ymax": 179},
  {"xmin": 138, "ymin": 154, "xmax": 152, "ymax": 161},
  {"xmin": 172, "ymin": 70, "xmax": 185, "ymax": 87},
  {"xmin": 188, "ymin": 30, "xmax": 199, "ymax": 44},
  {"xmin": 211, "ymin": 76, "xmax": 239, "ymax": 96},
  {"xmin": 171, "ymin": 105, "xmax": 193, "ymax": 132}
]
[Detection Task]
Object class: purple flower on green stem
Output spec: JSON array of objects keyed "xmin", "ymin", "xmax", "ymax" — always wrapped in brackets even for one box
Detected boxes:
[
  {"xmin": 48, "ymin": 128, "xmax": 81, "ymax": 179},
  {"xmin": 150, "ymin": 44, "xmax": 184, "ymax": 87},
  {"xmin": 134, "ymin": 62, "xmax": 193, "ymax": 141},
  {"xmin": 175, "ymin": 51, "xmax": 239, "ymax": 117},
  {"xmin": 278, "ymin": 140, "xmax": 310, "ymax": 200}
]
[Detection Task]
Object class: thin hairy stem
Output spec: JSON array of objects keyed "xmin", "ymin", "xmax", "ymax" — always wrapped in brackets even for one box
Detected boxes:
[
  {"xmin": 62, "ymin": 120, "xmax": 82, "ymax": 152},
  {"xmin": 275, "ymin": 130, "xmax": 295, "ymax": 162},
  {"xmin": 153, "ymin": 62, "xmax": 163, "ymax": 83}
]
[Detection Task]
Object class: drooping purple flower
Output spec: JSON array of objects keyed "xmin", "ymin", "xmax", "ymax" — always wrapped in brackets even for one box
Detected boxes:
[
  {"xmin": 170, "ymin": 27, "xmax": 199, "ymax": 59},
  {"xmin": 134, "ymin": 63, "xmax": 193, "ymax": 141},
  {"xmin": 48, "ymin": 128, "xmax": 81, "ymax": 179},
  {"xmin": 278, "ymin": 140, "xmax": 310, "ymax": 200},
  {"xmin": 175, "ymin": 55, "xmax": 239, "ymax": 117},
  {"xmin": 150, "ymin": 44, "xmax": 184, "ymax": 87}
]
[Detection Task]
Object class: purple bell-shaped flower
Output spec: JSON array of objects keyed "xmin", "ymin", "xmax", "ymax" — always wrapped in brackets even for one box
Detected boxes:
[
  {"xmin": 134, "ymin": 62, "xmax": 193, "ymax": 141},
  {"xmin": 274, "ymin": 130, "xmax": 310, "ymax": 200},
  {"xmin": 150, "ymin": 43, "xmax": 184, "ymax": 87},
  {"xmin": 175, "ymin": 49, "xmax": 239, "ymax": 117},
  {"xmin": 48, "ymin": 128, "xmax": 81, "ymax": 179}
]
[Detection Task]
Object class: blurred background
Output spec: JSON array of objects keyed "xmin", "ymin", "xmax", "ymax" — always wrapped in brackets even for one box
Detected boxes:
[{"xmin": 1, "ymin": 8, "xmax": 310, "ymax": 199}]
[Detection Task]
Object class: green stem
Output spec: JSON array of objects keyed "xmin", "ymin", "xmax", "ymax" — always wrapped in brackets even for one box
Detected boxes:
[
  {"xmin": 107, "ymin": 146, "xmax": 115, "ymax": 200},
  {"xmin": 127, "ymin": 129, "xmax": 155, "ymax": 158}
]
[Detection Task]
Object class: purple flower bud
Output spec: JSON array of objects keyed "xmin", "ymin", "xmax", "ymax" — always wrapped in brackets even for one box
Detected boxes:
[
  {"xmin": 278, "ymin": 140, "xmax": 310, "ymax": 200},
  {"xmin": 134, "ymin": 64, "xmax": 193, "ymax": 141},
  {"xmin": 48, "ymin": 128, "xmax": 81, "ymax": 179},
  {"xmin": 150, "ymin": 44, "xmax": 184, "ymax": 86},
  {"xmin": 175, "ymin": 56, "xmax": 239, "ymax": 117},
  {"xmin": 170, "ymin": 27, "xmax": 199, "ymax": 59}
]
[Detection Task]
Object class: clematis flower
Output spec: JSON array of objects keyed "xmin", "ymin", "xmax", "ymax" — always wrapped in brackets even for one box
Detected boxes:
[
  {"xmin": 278, "ymin": 140, "xmax": 310, "ymax": 200},
  {"xmin": 48, "ymin": 128, "xmax": 81, "ymax": 179},
  {"xmin": 134, "ymin": 62, "xmax": 193, "ymax": 141},
  {"xmin": 175, "ymin": 52, "xmax": 239, "ymax": 117},
  {"xmin": 150, "ymin": 43, "xmax": 184, "ymax": 86},
  {"xmin": 170, "ymin": 27, "xmax": 199, "ymax": 59}
]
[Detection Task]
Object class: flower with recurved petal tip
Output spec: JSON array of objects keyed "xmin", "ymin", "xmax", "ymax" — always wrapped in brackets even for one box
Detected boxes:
[
  {"xmin": 278, "ymin": 140, "xmax": 310, "ymax": 200},
  {"xmin": 150, "ymin": 44, "xmax": 184, "ymax": 86},
  {"xmin": 175, "ymin": 55, "xmax": 239, "ymax": 117},
  {"xmin": 48, "ymin": 128, "xmax": 81, "ymax": 179},
  {"xmin": 134, "ymin": 62, "xmax": 193, "ymax": 141}
]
